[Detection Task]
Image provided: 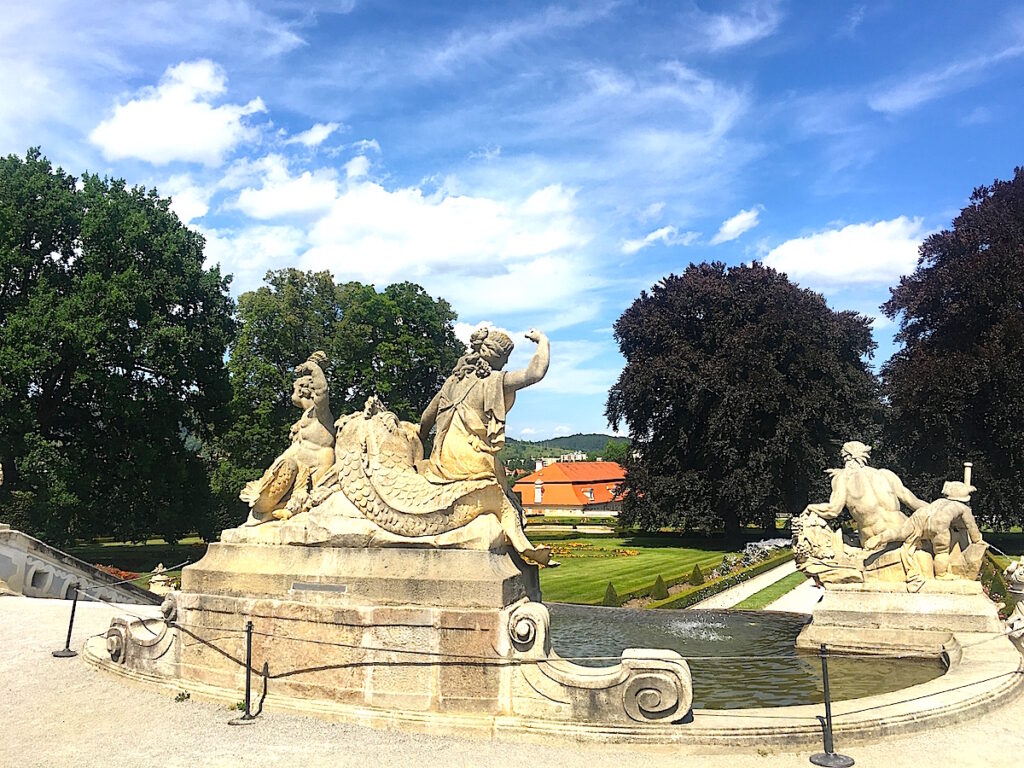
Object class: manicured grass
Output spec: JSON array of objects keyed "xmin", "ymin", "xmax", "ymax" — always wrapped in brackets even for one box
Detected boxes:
[
  {"xmin": 732, "ymin": 570, "xmax": 808, "ymax": 610},
  {"xmin": 536, "ymin": 534, "xmax": 738, "ymax": 605},
  {"xmin": 67, "ymin": 537, "xmax": 208, "ymax": 573}
]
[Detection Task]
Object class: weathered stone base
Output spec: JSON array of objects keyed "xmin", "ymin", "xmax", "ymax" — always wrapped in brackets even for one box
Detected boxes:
[
  {"xmin": 796, "ymin": 580, "xmax": 1003, "ymax": 655},
  {"xmin": 84, "ymin": 627, "xmax": 1024, "ymax": 745},
  {"xmin": 93, "ymin": 543, "xmax": 692, "ymax": 728},
  {"xmin": 86, "ymin": 542, "xmax": 1024, "ymax": 744}
]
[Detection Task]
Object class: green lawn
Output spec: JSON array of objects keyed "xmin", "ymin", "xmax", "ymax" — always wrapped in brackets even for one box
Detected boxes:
[
  {"xmin": 536, "ymin": 534, "xmax": 738, "ymax": 604},
  {"xmin": 67, "ymin": 537, "xmax": 208, "ymax": 574},
  {"xmin": 732, "ymin": 570, "xmax": 808, "ymax": 610}
]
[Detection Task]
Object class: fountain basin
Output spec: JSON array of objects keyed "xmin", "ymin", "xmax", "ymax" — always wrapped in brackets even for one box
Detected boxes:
[
  {"xmin": 548, "ymin": 605, "xmax": 946, "ymax": 709},
  {"xmin": 84, "ymin": 596, "xmax": 1023, "ymax": 746}
]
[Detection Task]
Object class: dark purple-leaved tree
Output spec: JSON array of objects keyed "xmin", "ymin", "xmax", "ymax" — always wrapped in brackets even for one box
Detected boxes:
[
  {"xmin": 881, "ymin": 168, "xmax": 1024, "ymax": 529},
  {"xmin": 606, "ymin": 262, "xmax": 881, "ymax": 538}
]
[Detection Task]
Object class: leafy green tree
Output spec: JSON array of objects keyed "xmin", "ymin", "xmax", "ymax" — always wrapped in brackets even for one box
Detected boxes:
[
  {"xmin": 599, "ymin": 439, "xmax": 630, "ymax": 464},
  {"xmin": 606, "ymin": 262, "xmax": 881, "ymax": 537},
  {"xmin": 881, "ymin": 168, "xmax": 1024, "ymax": 528},
  {"xmin": 0, "ymin": 149, "xmax": 235, "ymax": 544},
  {"xmin": 208, "ymin": 269, "xmax": 464, "ymax": 531}
]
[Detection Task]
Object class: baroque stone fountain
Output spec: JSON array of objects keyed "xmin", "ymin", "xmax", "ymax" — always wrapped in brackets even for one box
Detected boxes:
[
  {"xmin": 85, "ymin": 333, "xmax": 1024, "ymax": 744},
  {"xmin": 87, "ymin": 328, "xmax": 693, "ymax": 733}
]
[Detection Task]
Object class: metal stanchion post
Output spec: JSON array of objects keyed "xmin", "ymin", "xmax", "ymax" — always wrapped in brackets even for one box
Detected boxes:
[
  {"xmin": 810, "ymin": 643, "xmax": 854, "ymax": 767},
  {"xmin": 229, "ymin": 620, "xmax": 257, "ymax": 725},
  {"xmin": 52, "ymin": 583, "xmax": 80, "ymax": 658}
]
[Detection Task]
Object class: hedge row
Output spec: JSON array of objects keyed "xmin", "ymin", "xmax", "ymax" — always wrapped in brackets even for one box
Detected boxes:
[
  {"xmin": 647, "ymin": 550, "xmax": 795, "ymax": 610},
  {"xmin": 608, "ymin": 561, "xmax": 712, "ymax": 605}
]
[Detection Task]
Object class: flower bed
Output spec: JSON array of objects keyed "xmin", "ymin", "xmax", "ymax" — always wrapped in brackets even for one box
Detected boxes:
[
  {"xmin": 93, "ymin": 564, "xmax": 140, "ymax": 581},
  {"xmin": 548, "ymin": 541, "xmax": 639, "ymax": 559}
]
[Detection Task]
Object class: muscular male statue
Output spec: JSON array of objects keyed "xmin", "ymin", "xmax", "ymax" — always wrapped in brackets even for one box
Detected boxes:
[{"xmin": 803, "ymin": 441, "xmax": 927, "ymax": 550}]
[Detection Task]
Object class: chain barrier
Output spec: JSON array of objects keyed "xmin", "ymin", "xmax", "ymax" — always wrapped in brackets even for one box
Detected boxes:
[
  {"xmin": 49, "ymin": 561, "xmax": 192, "ymax": 655},
  {"xmin": 82, "ymin": 598, "xmax": 1021, "ymax": 765}
]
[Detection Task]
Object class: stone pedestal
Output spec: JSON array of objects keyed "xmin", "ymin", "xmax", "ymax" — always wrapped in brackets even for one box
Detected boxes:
[
  {"xmin": 95, "ymin": 542, "xmax": 692, "ymax": 730},
  {"xmin": 175, "ymin": 544, "xmax": 539, "ymax": 715},
  {"xmin": 796, "ymin": 580, "xmax": 1002, "ymax": 656}
]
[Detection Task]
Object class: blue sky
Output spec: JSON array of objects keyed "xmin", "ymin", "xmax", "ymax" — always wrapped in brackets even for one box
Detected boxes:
[{"xmin": 3, "ymin": 1, "xmax": 1023, "ymax": 439}]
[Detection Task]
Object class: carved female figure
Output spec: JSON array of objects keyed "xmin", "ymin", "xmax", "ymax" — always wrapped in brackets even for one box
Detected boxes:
[{"xmin": 419, "ymin": 326, "xmax": 552, "ymax": 563}]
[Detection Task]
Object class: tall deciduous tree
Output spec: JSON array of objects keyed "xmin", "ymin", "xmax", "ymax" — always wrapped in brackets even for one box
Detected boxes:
[
  {"xmin": 606, "ymin": 262, "xmax": 881, "ymax": 537},
  {"xmin": 207, "ymin": 269, "xmax": 464, "ymax": 532},
  {"xmin": 882, "ymin": 168, "xmax": 1024, "ymax": 528},
  {"xmin": 0, "ymin": 149, "xmax": 235, "ymax": 544}
]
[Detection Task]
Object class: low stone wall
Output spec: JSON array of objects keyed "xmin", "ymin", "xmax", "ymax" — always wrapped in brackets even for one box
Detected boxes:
[
  {"xmin": 0, "ymin": 525, "xmax": 159, "ymax": 604},
  {"xmin": 84, "ymin": 624, "xmax": 1024, "ymax": 745}
]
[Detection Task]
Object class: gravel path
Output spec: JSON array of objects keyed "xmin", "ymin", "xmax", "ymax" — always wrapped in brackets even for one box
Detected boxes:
[
  {"xmin": 688, "ymin": 560, "xmax": 797, "ymax": 609},
  {"xmin": 1, "ymin": 594, "xmax": 1020, "ymax": 768}
]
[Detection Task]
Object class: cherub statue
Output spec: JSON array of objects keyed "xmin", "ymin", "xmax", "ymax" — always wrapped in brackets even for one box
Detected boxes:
[{"xmin": 240, "ymin": 351, "xmax": 336, "ymax": 525}]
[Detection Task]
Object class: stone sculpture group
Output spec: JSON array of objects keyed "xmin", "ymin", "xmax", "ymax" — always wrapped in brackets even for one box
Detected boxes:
[
  {"xmin": 88, "ymin": 325, "xmax": 695, "ymax": 733},
  {"xmin": 792, "ymin": 440, "xmax": 987, "ymax": 590},
  {"xmin": 230, "ymin": 327, "xmax": 553, "ymax": 566}
]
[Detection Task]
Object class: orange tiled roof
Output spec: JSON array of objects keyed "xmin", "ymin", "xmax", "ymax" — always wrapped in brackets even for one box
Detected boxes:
[{"xmin": 511, "ymin": 461, "xmax": 625, "ymax": 507}]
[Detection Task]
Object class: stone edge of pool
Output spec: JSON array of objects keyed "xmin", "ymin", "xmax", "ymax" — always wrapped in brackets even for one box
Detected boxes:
[{"xmin": 82, "ymin": 629, "xmax": 1023, "ymax": 747}]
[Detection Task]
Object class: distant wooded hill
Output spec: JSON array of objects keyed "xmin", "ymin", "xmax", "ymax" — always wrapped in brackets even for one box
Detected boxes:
[{"xmin": 499, "ymin": 433, "xmax": 630, "ymax": 466}]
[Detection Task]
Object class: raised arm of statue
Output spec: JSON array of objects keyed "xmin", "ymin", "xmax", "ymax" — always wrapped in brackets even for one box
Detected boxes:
[
  {"xmin": 880, "ymin": 468, "xmax": 927, "ymax": 512},
  {"xmin": 806, "ymin": 472, "xmax": 848, "ymax": 520},
  {"xmin": 502, "ymin": 329, "xmax": 549, "ymax": 393},
  {"xmin": 296, "ymin": 354, "xmax": 328, "ymax": 394}
]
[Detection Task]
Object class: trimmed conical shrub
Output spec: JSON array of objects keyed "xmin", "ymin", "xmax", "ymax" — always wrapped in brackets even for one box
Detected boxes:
[
  {"xmin": 651, "ymin": 574, "xmax": 669, "ymax": 600},
  {"xmin": 602, "ymin": 581, "xmax": 621, "ymax": 607},
  {"xmin": 689, "ymin": 563, "xmax": 705, "ymax": 586}
]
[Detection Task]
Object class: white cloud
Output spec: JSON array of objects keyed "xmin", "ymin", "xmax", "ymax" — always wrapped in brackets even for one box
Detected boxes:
[
  {"xmin": 425, "ymin": 4, "xmax": 615, "ymax": 75},
  {"xmin": 699, "ymin": 1, "xmax": 783, "ymax": 52},
  {"xmin": 710, "ymin": 205, "xmax": 763, "ymax": 245},
  {"xmin": 470, "ymin": 145, "xmax": 502, "ymax": 161},
  {"xmin": 89, "ymin": 60, "xmax": 266, "ymax": 166},
  {"xmin": 763, "ymin": 216, "xmax": 927, "ymax": 286},
  {"xmin": 351, "ymin": 139, "xmax": 381, "ymax": 154},
  {"xmin": 519, "ymin": 427, "xmax": 539, "ymax": 436},
  {"xmin": 639, "ymin": 202, "xmax": 665, "ymax": 223},
  {"xmin": 869, "ymin": 42, "xmax": 1024, "ymax": 114},
  {"xmin": 838, "ymin": 5, "xmax": 866, "ymax": 37},
  {"xmin": 553, "ymin": 424, "xmax": 572, "ymax": 435},
  {"xmin": 621, "ymin": 225, "xmax": 700, "ymax": 254},
  {"xmin": 200, "ymin": 223, "xmax": 306, "ymax": 288},
  {"xmin": 344, "ymin": 155, "xmax": 371, "ymax": 180},
  {"xmin": 232, "ymin": 154, "xmax": 339, "ymax": 219},
  {"xmin": 301, "ymin": 179, "xmax": 589, "ymax": 290},
  {"xmin": 284, "ymin": 121, "xmax": 340, "ymax": 147},
  {"xmin": 960, "ymin": 106, "xmax": 992, "ymax": 126},
  {"xmin": 160, "ymin": 174, "xmax": 213, "ymax": 224}
]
